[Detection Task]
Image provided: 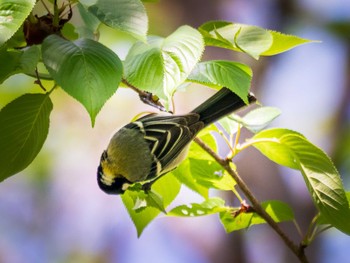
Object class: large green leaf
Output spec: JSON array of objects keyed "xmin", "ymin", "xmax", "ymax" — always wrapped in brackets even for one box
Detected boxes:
[
  {"xmin": 220, "ymin": 200, "xmax": 294, "ymax": 232},
  {"xmin": 252, "ymin": 128, "xmax": 350, "ymax": 234},
  {"xmin": 187, "ymin": 60, "xmax": 252, "ymax": 103},
  {"xmin": 0, "ymin": 0, "xmax": 35, "ymax": 46},
  {"xmin": 121, "ymin": 174, "xmax": 181, "ymax": 236},
  {"xmin": 124, "ymin": 25, "xmax": 204, "ymax": 102},
  {"xmin": 42, "ymin": 35, "xmax": 122, "ymax": 126},
  {"xmin": 88, "ymin": 0, "xmax": 148, "ymax": 41},
  {"xmin": 199, "ymin": 21, "xmax": 313, "ymax": 59},
  {"xmin": 0, "ymin": 93, "xmax": 53, "ymax": 181},
  {"xmin": 0, "ymin": 45, "xmax": 40, "ymax": 83}
]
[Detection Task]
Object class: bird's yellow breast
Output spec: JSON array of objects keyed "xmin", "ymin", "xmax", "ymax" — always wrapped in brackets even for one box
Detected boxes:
[{"xmin": 100, "ymin": 162, "xmax": 116, "ymax": 186}]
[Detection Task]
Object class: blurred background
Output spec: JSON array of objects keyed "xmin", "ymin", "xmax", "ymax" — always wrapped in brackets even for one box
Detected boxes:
[{"xmin": 1, "ymin": 0, "xmax": 350, "ymax": 262}]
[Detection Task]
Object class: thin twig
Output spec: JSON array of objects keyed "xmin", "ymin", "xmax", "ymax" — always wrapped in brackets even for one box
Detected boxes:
[
  {"xmin": 122, "ymin": 79, "xmax": 168, "ymax": 112},
  {"xmin": 34, "ymin": 68, "xmax": 47, "ymax": 91},
  {"xmin": 194, "ymin": 137, "xmax": 309, "ymax": 263}
]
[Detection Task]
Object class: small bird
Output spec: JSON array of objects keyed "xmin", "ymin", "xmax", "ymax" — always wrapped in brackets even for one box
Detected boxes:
[{"xmin": 97, "ymin": 88, "xmax": 256, "ymax": 194}]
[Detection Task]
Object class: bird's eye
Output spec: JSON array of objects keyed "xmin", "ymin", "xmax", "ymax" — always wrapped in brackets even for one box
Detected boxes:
[{"xmin": 100, "ymin": 150, "xmax": 108, "ymax": 162}]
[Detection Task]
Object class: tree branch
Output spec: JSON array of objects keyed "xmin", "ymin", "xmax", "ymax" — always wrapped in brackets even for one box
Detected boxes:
[{"xmin": 194, "ymin": 137, "xmax": 309, "ymax": 263}]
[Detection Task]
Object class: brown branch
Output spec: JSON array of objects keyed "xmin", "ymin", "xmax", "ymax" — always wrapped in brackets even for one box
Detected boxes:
[{"xmin": 194, "ymin": 137, "xmax": 309, "ymax": 263}]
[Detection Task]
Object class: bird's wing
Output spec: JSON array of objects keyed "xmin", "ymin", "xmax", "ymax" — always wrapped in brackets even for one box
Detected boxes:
[{"xmin": 126, "ymin": 113, "xmax": 203, "ymax": 180}]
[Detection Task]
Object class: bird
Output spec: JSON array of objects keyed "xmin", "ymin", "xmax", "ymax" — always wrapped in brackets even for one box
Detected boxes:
[{"xmin": 97, "ymin": 87, "xmax": 256, "ymax": 194}]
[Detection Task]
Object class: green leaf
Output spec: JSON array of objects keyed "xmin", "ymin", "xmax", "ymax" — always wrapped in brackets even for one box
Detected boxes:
[
  {"xmin": 174, "ymin": 130, "xmax": 236, "ymax": 196},
  {"xmin": 317, "ymin": 192, "xmax": 350, "ymax": 226},
  {"xmin": 0, "ymin": 45, "xmax": 40, "ymax": 83},
  {"xmin": 76, "ymin": 3, "xmax": 101, "ymax": 39},
  {"xmin": 88, "ymin": 0, "xmax": 148, "ymax": 41},
  {"xmin": 0, "ymin": 93, "xmax": 53, "ymax": 181},
  {"xmin": 4, "ymin": 24, "xmax": 26, "ymax": 48},
  {"xmin": 261, "ymin": 31, "xmax": 316, "ymax": 56},
  {"xmin": 252, "ymin": 128, "xmax": 350, "ymax": 234},
  {"xmin": 168, "ymin": 197, "xmax": 226, "ymax": 217},
  {"xmin": 224, "ymin": 106, "xmax": 281, "ymax": 134},
  {"xmin": 0, "ymin": 0, "xmax": 36, "ymax": 46},
  {"xmin": 189, "ymin": 159, "xmax": 236, "ymax": 191},
  {"xmin": 172, "ymin": 159, "xmax": 209, "ymax": 198},
  {"xmin": 121, "ymin": 174, "xmax": 181, "ymax": 236},
  {"xmin": 220, "ymin": 200, "xmax": 294, "ymax": 232},
  {"xmin": 218, "ymin": 116, "xmax": 239, "ymax": 135},
  {"xmin": 146, "ymin": 190, "xmax": 167, "ymax": 213},
  {"xmin": 187, "ymin": 60, "xmax": 252, "ymax": 103},
  {"xmin": 199, "ymin": 21, "xmax": 314, "ymax": 59},
  {"xmin": 235, "ymin": 25, "xmax": 273, "ymax": 59},
  {"xmin": 42, "ymin": 35, "xmax": 122, "ymax": 126},
  {"xmin": 124, "ymin": 25, "xmax": 204, "ymax": 102},
  {"xmin": 240, "ymin": 107, "xmax": 281, "ymax": 133},
  {"xmin": 126, "ymin": 186, "xmax": 166, "ymax": 213},
  {"xmin": 61, "ymin": 23, "xmax": 79, "ymax": 41}
]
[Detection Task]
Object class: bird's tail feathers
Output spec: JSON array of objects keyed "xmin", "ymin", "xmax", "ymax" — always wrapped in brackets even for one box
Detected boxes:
[{"xmin": 191, "ymin": 87, "xmax": 256, "ymax": 126}]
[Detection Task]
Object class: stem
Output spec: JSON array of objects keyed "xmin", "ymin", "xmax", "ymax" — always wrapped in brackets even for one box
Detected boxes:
[
  {"xmin": 235, "ymin": 137, "xmax": 280, "ymax": 153},
  {"xmin": 293, "ymin": 219, "xmax": 304, "ymax": 238},
  {"xmin": 194, "ymin": 137, "xmax": 309, "ymax": 263},
  {"xmin": 53, "ymin": 0, "xmax": 60, "ymax": 28},
  {"xmin": 34, "ymin": 68, "xmax": 47, "ymax": 91},
  {"xmin": 232, "ymin": 124, "xmax": 241, "ymax": 154},
  {"xmin": 122, "ymin": 79, "xmax": 168, "ymax": 112},
  {"xmin": 227, "ymin": 123, "xmax": 242, "ymax": 160},
  {"xmin": 218, "ymin": 130, "xmax": 235, "ymax": 155}
]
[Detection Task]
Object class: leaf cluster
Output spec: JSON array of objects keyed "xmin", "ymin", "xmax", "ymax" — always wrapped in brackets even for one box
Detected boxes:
[{"xmin": 0, "ymin": 0, "xmax": 349, "ymax": 257}]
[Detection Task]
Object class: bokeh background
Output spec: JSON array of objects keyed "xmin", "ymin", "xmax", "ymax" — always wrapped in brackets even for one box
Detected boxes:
[{"xmin": 1, "ymin": 0, "xmax": 350, "ymax": 262}]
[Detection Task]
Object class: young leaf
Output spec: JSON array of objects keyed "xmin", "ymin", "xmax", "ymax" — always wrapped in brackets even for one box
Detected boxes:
[
  {"xmin": 218, "ymin": 116, "xmax": 240, "ymax": 136},
  {"xmin": 199, "ymin": 21, "xmax": 314, "ymax": 59},
  {"xmin": 0, "ymin": 93, "xmax": 53, "ymax": 181},
  {"xmin": 0, "ymin": 0, "xmax": 36, "ymax": 46},
  {"xmin": 121, "ymin": 174, "xmax": 181, "ymax": 236},
  {"xmin": 146, "ymin": 190, "xmax": 167, "ymax": 214},
  {"xmin": 168, "ymin": 197, "xmax": 226, "ymax": 217},
  {"xmin": 220, "ymin": 200, "xmax": 294, "ymax": 232},
  {"xmin": 235, "ymin": 25, "xmax": 273, "ymax": 59},
  {"xmin": 187, "ymin": 60, "xmax": 252, "ymax": 103},
  {"xmin": 239, "ymin": 106, "xmax": 281, "ymax": 133},
  {"xmin": 42, "ymin": 35, "xmax": 122, "ymax": 126},
  {"xmin": 224, "ymin": 106, "xmax": 281, "ymax": 134},
  {"xmin": 0, "ymin": 45, "xmax": 40, "ymax": 83},
  {"xmin": 124, "ymin": 25, "xmax": 204, "ymax": 102},
  {"xmin": 252, "ymin": 128, "xmax": 350, "ymax": 235},
  {"xmin": 126, "ymin": 186, "xmax": 166, "ymax": 213},
  {"xmin": 261, "ymin": 31, "xmax": 316, "ymax": 56},
  {"xmin": 87, "ymin": 0, "xmax": 148, "ymax": 41}
]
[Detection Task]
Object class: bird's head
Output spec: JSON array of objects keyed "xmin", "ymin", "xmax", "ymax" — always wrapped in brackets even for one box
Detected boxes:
[{"xmin": 97, "ymin": 151, "xmax": 131, "ymax": 195}]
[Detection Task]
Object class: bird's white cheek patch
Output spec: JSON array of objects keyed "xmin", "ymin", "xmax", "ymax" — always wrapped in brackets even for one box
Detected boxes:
[{"xmin": 122, "ymin": 183, "xmax": 131, "ymax": 191}]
